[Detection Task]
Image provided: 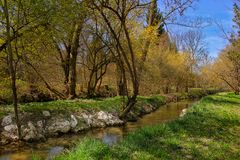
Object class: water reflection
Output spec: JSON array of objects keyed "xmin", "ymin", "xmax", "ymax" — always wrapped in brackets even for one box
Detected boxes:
[{"xmin": 0, "ymin": 100, "xmax": 195, "ymax": 160}]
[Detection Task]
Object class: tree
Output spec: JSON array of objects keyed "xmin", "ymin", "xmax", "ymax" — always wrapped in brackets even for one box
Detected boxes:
[
  {"xmin": 2, "ymin": 0, "xmax": 21, "ymax": 139},
  {"xmin": 173, "ymin": 30, "xmax": 208, "ymax": 92},
  {"xmin": 81, "ymin": 31, "xmax": 111, "ymax": 97},
  {"xmin": 212, "ymin": 46, "xmax": 240, "ymax": 94},
  {"xmin": 90, "ymin": 0, "xmax": 141, "ymax": 119},
  {"xmin": 90, "ymin": 0, "xmax": 195, "ymax": 118},
  {"xmin": 50, "ymin": 0, "xmax": 88, "ymax": 99},
  {"xmin": 0, "ymin": 0, "xmax": 68, "ymax": 100},
  {"xmin": 212, "ymin": 1, "xmax": 240, "ymax": 95}
]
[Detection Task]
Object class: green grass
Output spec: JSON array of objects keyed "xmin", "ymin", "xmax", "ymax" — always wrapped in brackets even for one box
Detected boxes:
[
  {"xmin": 0, "ymin": 88, "xmax": 218, "ymax": 118},
  {"xmin": 0, "ymin": 95, "xmax": 166, "ymax": 118},
  {"xmin": 54, "ymin": 93, "xmax": 240, "ymax": 160}
]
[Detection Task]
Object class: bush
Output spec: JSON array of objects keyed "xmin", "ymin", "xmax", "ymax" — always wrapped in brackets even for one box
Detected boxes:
[{"xmin": 186, "ymin": 88, "xmax": 219, "ymax": 99}]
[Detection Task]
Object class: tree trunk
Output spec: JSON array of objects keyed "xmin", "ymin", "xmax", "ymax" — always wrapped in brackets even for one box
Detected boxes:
[
  {"xmin": 68, "ymin": 23, "xmax": 82, "ymax": 99},
  {"xmin": 26, "ymin": 61, "xmax": 65, "ymax": 99},
  {"xmin": 119, "ymin": 1, "xmax": 157, "ymax": 118},
  {"xmin": 64, "ymin": 51, "xmax": 71, "ymax": 96},
  {"xmin": 119, "ymin": 95, "xmax": 137, "ymax": 119},
  {"xmin": 185, "ymin": 79, "xmax": 189, "ymax": 93},
  {"xmin": 69, "ymin": 52, "xmax": 77, "ymax": 98},
  {"xmin": 54, "ymin": 40, "xmax": 71, "ymax": 96},
  {"xmin": 116, "ymin": 62, "xmax": 127, "ymax": 96},
  {"xmin": 4, "ymin": 0, "xmax": 21, "ymax": 139},
  {"xmin": 87, "ymin": 70, "xmax": 95, "ymax": 98},
  {"xmin": 176, "ymin": 82, "xmax": 179, "ymax": 93}
]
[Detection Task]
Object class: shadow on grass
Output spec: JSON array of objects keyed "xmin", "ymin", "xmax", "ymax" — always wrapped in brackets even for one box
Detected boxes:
[
  {"xmin": 203, "ymin": 95, "xmax": 240, "ymax": 106},
  {"xmin": 107, "ymin": 94, "xmax": 240, "ymax": 160}
]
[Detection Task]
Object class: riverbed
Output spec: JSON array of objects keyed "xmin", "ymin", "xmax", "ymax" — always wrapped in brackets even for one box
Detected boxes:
[{"xmin": 0, "ymin": 100, "xmax": 196, "ymax": 160}]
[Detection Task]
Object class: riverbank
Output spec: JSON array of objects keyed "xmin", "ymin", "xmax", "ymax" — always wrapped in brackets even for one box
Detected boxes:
[
  {"xmin": 0, "ymin": 96, "xmax": 165, "ymax": 145},
  {"xmin": 54, "ymin": 93, "xmax": 240, "ymax": 160},
  {"xmin": 0, "ymin": 88, "xmax": 218, "ymax": 145}
]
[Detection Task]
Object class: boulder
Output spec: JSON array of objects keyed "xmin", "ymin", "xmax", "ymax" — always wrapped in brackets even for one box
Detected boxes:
[
  {"xmin": 95, "ymin": 111, "xmax": 123, "ymax": 126},
  {"xmin": 80, "ymin": 112, "xmax": 90, "ymax": 119},
  {"xmin": 1, "ymin": 115, "xmax": 13, "ymax": 127},
  {"xmin": 142, "ymin": 104, "xmax": 155, "ymax": 114},
  {"xmin": 79, "ymin": 112, "xmax": 93, "ymax": 127},
  {"xmin": 70, "ymin": 115, "xmax": 78, "ymax": 128},
  {"xmin": 37, "ymin": 120, "xmax": 44, "ymax": 129},
  {"xmin": 91, "ymin": 119, "xmax": 106, "ymax": 128},
  {"xmin": 73, "ymin": 116, "xmax": 89, "ymax": 133},
  {"xmin": 47, "ymin": 118, "xmax": 71, "ymax": 135},
  {"xmin": 36, "ymin": 120, "xmax": 45, "ymax": 136},
  {"xmin": 22, "ymin": 121, "xmax": 44, "ymax": 141},
  {"xmin": 2, "ymin": 124, "xmax": 18, "ymax": 140},
  {"xmin": 42, "ymin": 111, "xmax": 51, "ymax": 117},
  {"xmin": 180, "ymin": 108, "xmax": 187, "ymax": 117},
  {"xmin": 0, "ymin": 135, "xmax": 11, "ymax": 145},
  {"xmin": 105, "ymin": 116, "xmax": 124, "ymax": 126},
  {"xmin": 97, "ymin": 111, "xmax": 108, "ymax": 121}
]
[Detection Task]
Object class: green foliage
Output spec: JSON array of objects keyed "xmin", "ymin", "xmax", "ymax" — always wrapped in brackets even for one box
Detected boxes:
[
  {"xmin": 32, "ymin": 154, "xmax": 43, "ymax": 160},
  {"xmin": 0, "ymin": 78, "xmax": 29, "ymax": 103},
  {"xmin": 55, "ymin": 138, "xmax": 110, "ymax": 160},
  {"xmin": 0, "ymin": 89, "xmax": 214, "ymax": 118},
  {"xmin": 186, "ymin": 88, "xmax": 219, "ymax": 99},
  {"xmin": 55, "ymin": 93, "xmax": 240, "ymax": 160},
  {"xmin": 20, "ymin": 96, "xmax": 123, "ymax": 113}
]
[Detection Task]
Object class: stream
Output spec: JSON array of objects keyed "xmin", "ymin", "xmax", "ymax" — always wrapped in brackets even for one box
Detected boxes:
[{"xmin": 0, "ymin": 100, "xmax": 196, "ymax": 160}]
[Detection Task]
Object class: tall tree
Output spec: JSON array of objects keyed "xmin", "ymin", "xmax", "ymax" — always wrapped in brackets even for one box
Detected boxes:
[
  {"xmin": 90, "ymin": 0, "xmax": 194, "ymax": 119},
  {"xmin": 174, "ymin": 30, "xmax": 208, "ymax": 92},
  {"xmin": 49, "ymin": 0, "xmax": 88, "ymax": 98},
  {"xmin": 211, "ymin": 1, "xmax": 240, "ymax": 95},
  {"xmin": 3, "ymin": 0, "xmax": 21, "ymax": 139}
]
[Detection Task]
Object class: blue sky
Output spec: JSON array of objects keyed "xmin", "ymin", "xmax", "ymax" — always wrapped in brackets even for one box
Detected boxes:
[{"xmin": 165, "ymin": 0, "xmax": 235, "ymax": 57}]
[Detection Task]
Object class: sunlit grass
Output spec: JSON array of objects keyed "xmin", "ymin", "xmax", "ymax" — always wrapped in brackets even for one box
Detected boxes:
[
  {"xmin": 54, "ymin": 93, "xmax": 240, "ymax": 160},
  {"xmin": 0, "ymin": 95, "xmax": 166, "ymax": 118},
  {"xmin": 0, "ymin": 88, "xmax": 219, "ymax": 119}
]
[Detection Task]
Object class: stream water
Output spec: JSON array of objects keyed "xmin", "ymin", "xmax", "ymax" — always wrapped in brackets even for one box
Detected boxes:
[{"xmin": 0, "ymin": 100, "xmax": 196, "ymax": 160}]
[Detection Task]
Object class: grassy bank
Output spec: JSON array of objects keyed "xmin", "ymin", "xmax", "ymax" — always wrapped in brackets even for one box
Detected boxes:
[
  {"xmin": 0, "ymin": 88, "xmax": 218, "ymax": 119},
  {"xmin": 0, "ymin": 95, "xmax": 166, "ymax": 119},
  {"xmin": 54, "ymin": 93, "xmax": 240, "ymax": 160}
]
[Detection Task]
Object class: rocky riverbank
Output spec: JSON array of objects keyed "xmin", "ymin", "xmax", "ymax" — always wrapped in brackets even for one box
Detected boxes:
[
  {"xmin": 0, "ymin": 100, "xmax": 159, "ymax": 145},
  {"xmin": 0, "ymin": 89, "xmax": 219, "ymax": 145},
  {"xmin": 53, "ymin": 93, "xmax": 240, "ymax": 160}
]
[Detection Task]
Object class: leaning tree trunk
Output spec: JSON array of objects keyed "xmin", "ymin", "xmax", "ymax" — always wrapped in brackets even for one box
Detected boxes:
[
  {"xmin": 4, "ymin": 0, "xmax": 21, "ymax": 139},
  {"xmin": 119, "ymin": 80, "xmax": 139, "ymax": 119},
  {"xmin": 119, "ymin": 0, "xmax": 157, "ymax": 119},
  {"xmin": 119, "ymin": 21, "xmax": 140, "ymax": 119}
]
